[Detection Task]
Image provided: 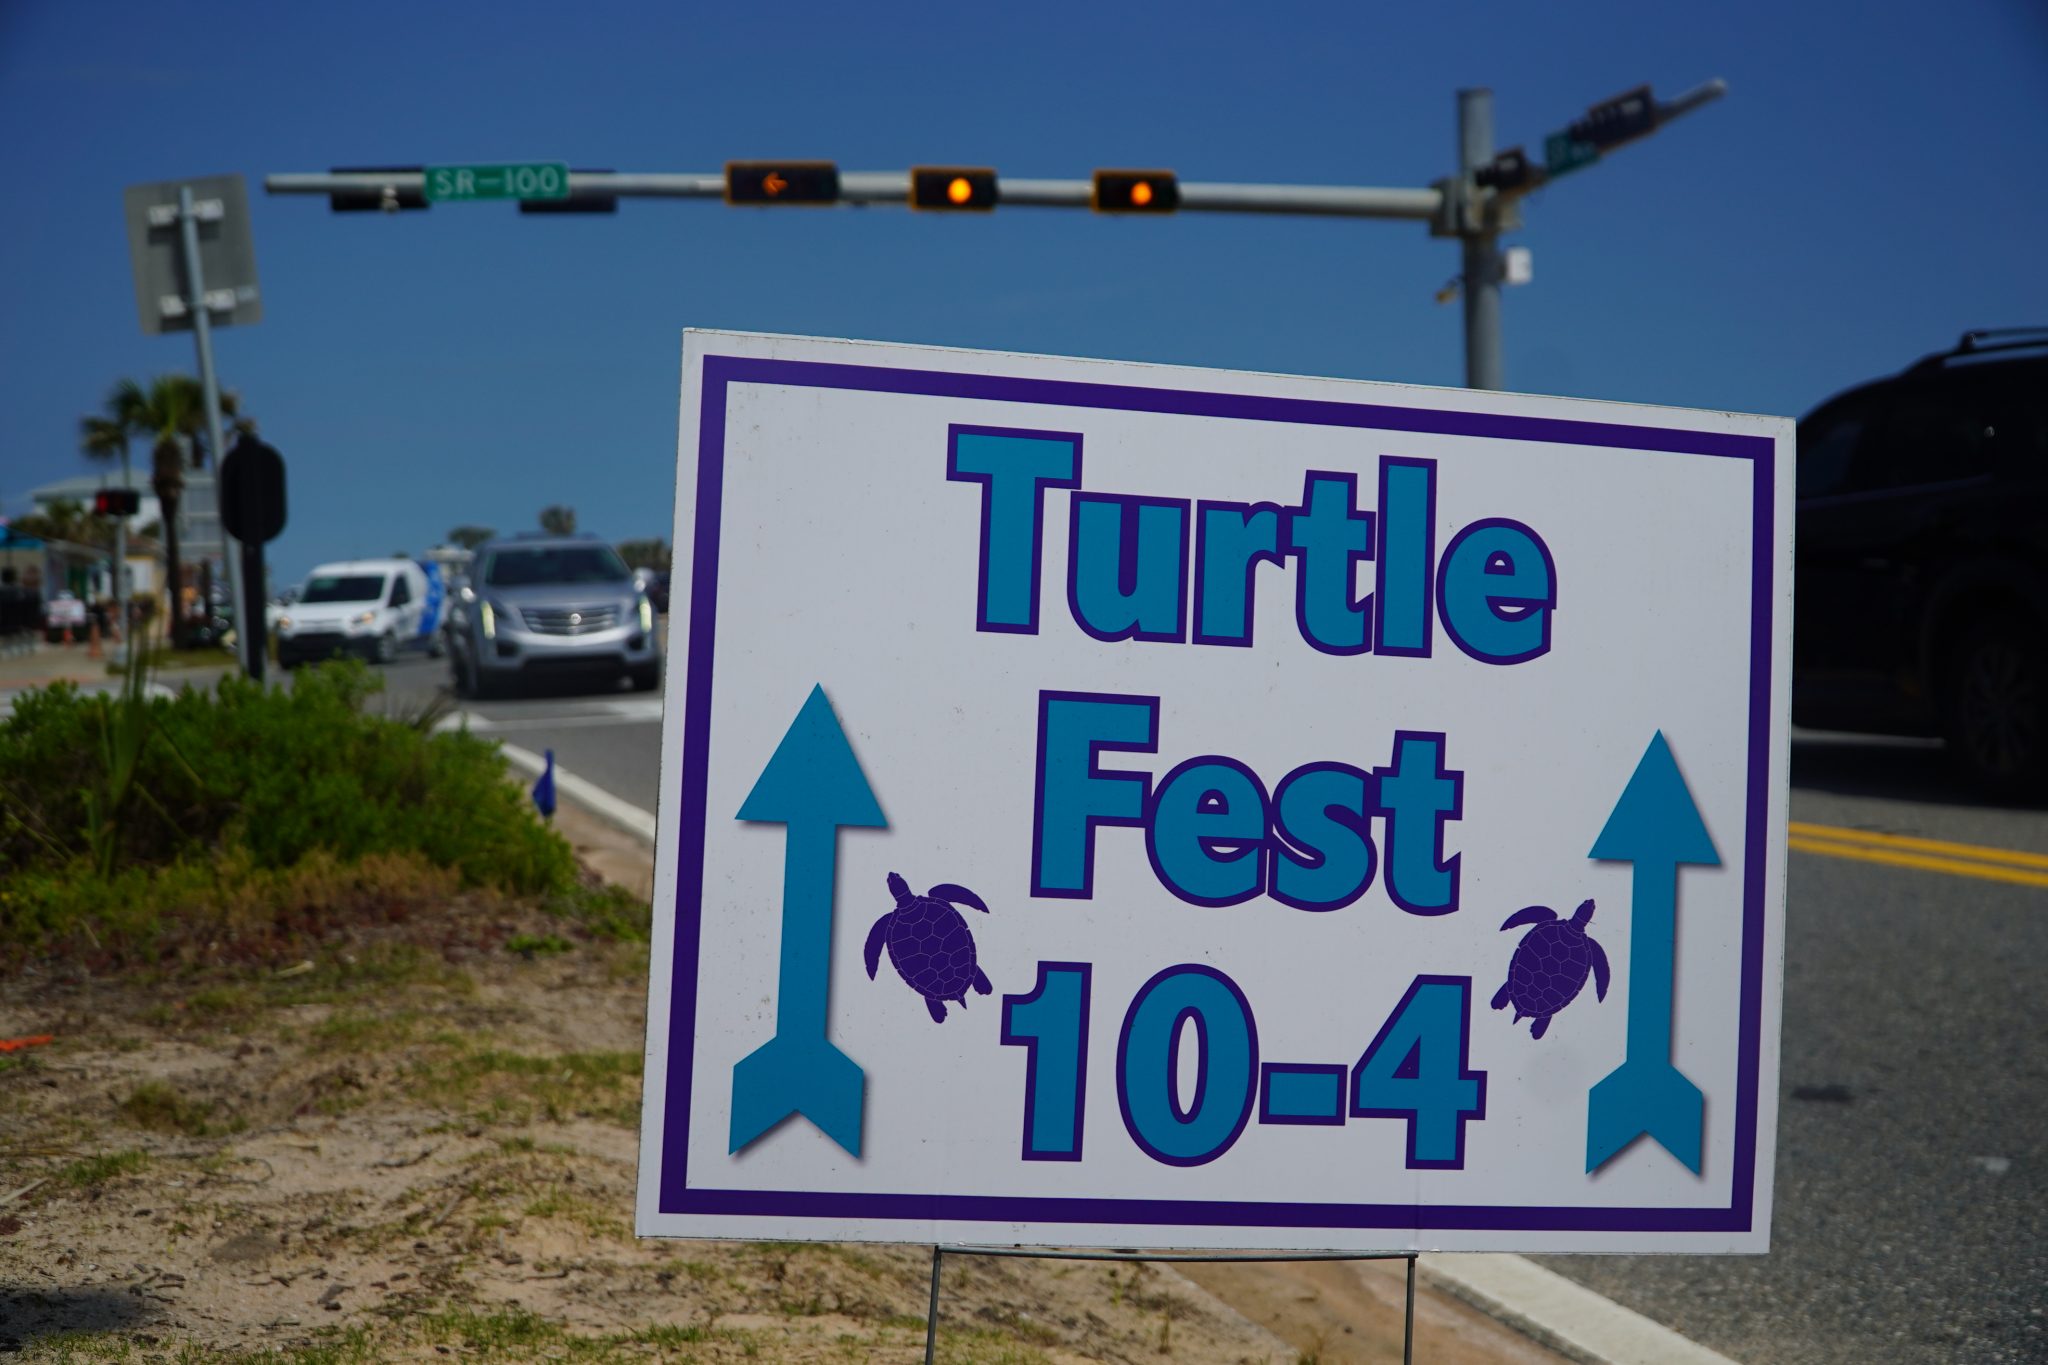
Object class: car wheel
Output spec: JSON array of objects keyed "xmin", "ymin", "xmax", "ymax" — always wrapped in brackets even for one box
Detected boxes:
[
  {"xmin": 375, "ymin": 631, "xmax": 398, "ymax": 665},
  {"xmin": 629, "ymin": 665, "xmax": 660, "ymax": 692},
  {"xmin": 427, "ymin": 631, "xmax": 445, "ymax": 659},
  {"xmin": 1943, "ymin": 618, "xmax": 2047, "ymax": 799}
]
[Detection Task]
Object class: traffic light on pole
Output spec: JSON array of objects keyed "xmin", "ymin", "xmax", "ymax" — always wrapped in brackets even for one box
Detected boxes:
[
  {"xmin": 1474, "ymin": 147, "xmax": 1534, "ymax": 193},
  {"xmin": 1568, "ymin": 86, "xmax": 1657, "ymax": 152},
  {"xmin": 725, "ymin": 161, "xmax": 840, "ymax": 205},
  {"xmin": 1092, "ymin": 169, "xmax": 1179, "ymax": 214},
  {"xmin": 329, "ymin": 166, "xmax": 429, "ymax": 212},
  {"xmin": 93, "ymin": 488, "xmax": 141, "ymax": 517},
  {"xmin": 910, "ymin": 166, "xmax": 998, "ymax": 211}
]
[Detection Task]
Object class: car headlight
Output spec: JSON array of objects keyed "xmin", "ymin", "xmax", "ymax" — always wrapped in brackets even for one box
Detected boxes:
[
  {"xmin": 350, "ymin": 610, "xmax": 377, "ymax": 628},
  {"xmin": 639, "ymin": 596, "xmax": 653, "ymax": 633},
  {"xmin": 479, "ymin": 601, "xmax": 496, "ymax": 639},
  {"xmin": 276, "ymin": 614, "xmax": 292, "ymax": 631}
]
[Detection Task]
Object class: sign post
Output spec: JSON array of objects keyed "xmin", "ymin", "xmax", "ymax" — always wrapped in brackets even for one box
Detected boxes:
[
  {"xmin": 123, "ymin": 174, "xmax": 262, "ymax": 671},
  {"xmin": 637, "ymin": 331, "xmax": 1790, "ymax": 1258}
]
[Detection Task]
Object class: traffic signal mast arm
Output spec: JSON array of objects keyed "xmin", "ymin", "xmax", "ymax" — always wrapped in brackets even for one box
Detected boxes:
[
  {"xmin": 264, "ymin": 77, "xmax": 1723, "ymax": 394},
  {"xmin": 266, "ymin": 169, "xmax": 1447, "ymax": 221}
]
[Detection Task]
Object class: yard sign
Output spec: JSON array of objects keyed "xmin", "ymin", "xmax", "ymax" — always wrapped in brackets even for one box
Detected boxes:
[{"xmin": 636, "ymin": 330, "xmax": 1789, "ymax": 1254}]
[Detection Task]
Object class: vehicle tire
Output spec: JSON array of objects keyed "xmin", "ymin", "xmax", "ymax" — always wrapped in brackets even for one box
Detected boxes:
[
  {"xmin": 630, "ymin": 665, "xmax": 660, "ymax": 692},
  {"xmin": 427, "ymin": 631, "xmax": 445, "ymax": 659},
  {"xmin": 375, "ymin": 631, "xmax": 398, "ymax": 665},
  {"xmin": 1942, "ymin": 617, "xmax": 2048, "ymax": 799}
]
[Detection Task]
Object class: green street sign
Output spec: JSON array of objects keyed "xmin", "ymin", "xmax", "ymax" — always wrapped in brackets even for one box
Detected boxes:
[
  {"xmin": 1543, "ymin": 132, "xmax": 1599, "ymax": 180},
  {"xmin": 423, "ymin": 162, "xmax": 570, "ymax": 202}
]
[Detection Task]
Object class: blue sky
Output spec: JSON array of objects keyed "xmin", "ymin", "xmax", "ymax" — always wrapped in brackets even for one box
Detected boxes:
[{"xmin": 2, "ymin": 0, "xmax": 2044, "ymax": 585}]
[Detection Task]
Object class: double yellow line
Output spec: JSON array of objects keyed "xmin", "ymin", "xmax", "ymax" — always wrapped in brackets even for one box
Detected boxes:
[{"xmin": 1788, "ymin": 821, "xmax": 2048, "ymax": 889}]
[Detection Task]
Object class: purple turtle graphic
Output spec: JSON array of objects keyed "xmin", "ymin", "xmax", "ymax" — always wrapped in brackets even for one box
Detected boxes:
[
  {"xmin": 1491, "ymin": 898, "xmax": 1610, "ymax": 1039},
  {"xmin": 864, "ymin": 873, "xmax": 993, "ymax": 1022}
]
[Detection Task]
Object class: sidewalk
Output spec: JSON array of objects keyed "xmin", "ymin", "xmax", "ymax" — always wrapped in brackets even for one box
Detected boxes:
[
  {"xmin": 0, "ymin": 639, "xmax": 119, "ymax": 695},
  {"xmin": 0, "ymin": 640, "xmax": 231, "ymax": 710}
]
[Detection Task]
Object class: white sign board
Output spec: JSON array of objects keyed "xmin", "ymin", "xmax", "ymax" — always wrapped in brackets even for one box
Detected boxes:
[{"xmin": 637, "ymin": 331, "xmax": 1790, "ymax": 1254}]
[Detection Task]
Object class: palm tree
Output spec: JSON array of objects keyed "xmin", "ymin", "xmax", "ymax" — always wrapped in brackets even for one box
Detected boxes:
[
  {"xmin": 102, "ymin": 376, "xmax": 256, "ymax": 644},
  {"xmin": 538, "ymin": 505, "xmax": 577, "ymax": 535}
]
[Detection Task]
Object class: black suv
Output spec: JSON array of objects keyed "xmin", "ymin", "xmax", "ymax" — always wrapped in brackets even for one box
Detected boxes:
[{"xmin": 1794, "ymin": 329, "xmax": 2048, "ymax": 795}]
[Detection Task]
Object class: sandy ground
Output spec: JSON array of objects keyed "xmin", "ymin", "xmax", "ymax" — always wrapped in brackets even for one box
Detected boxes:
[{"xmin": 0, "ymin": 805, "xmax": 1562, "ymax": 1364}]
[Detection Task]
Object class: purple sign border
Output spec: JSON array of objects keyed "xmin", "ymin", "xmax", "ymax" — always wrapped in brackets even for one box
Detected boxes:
[{"xmin": 661, "ymin": 353, "xmax": 1775, "ymax": 1237}]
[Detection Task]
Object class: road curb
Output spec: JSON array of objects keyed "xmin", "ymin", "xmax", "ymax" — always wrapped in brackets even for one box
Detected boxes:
[
  {"xmin": 490, "ymin": 735, "xmax": 1743, "ymax": 1365},
  {"xmin": 1421, "ymin": 1255, "xmax": 1743, "ymax": 1365}
]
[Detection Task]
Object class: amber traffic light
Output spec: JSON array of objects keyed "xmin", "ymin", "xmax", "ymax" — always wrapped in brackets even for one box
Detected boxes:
[
  {"xmin": 724, "ymin": 161, "xmax": 840, "ymax": 205},
  {"xmin": 1092, "ymin": 169, "xmax": 1179, "ymax": 214},
  {"xmin": 910, "ymin": 166, "xmax": 998, "ymax": 211}
]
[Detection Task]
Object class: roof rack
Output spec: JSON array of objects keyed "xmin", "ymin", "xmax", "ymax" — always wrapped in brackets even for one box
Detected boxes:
[{"xmin": 1909, "ymin": 327, "xmax": 2048, "ymax": 372}]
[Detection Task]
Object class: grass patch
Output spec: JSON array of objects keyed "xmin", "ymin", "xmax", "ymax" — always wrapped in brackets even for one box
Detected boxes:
[
  {"xmin": 506, "ymin": 931, "xmax": 573, "ymax": 958},
  {"xmin": 521, "ymin": 1188, "xmax": 630, "ymax": 1240},
  {"xmin": 309, "ymin": 1008, "xmax": 423, "ymax": 1052},
  {"xmin": 60, "ymin": 1148, "xmax": 147, "ymax": 1187},
  {"xmin": 543, "ymin": 881, "xmax": 651, "ymax": 943},
  {"xmin": 25, "ymin": 1324, "xmax": 383, "ymax": 1363},
  {"xmin": 183, "ymin": 983, "xmax": 259, "ymax": 1023},
  {"xmin": 117, "ymin": 1080, "xmax": 243, "ymax": 1137},
  {"xmin": 269, "ymin": 943, "xmax": 475, "ymax": 1009},
  {"xmin": 416, "ymin": 1306, "xmax": 757, "ymax": 1358},
  {"xmin": 410, "ymin": 1046, "xmax": 641, "ymax": 1127}
]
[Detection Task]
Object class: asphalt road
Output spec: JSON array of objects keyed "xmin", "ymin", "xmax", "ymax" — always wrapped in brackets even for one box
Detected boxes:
[{"xmin": 366, "ymin": 650, "xmax": 2044, "ymax": 1364}]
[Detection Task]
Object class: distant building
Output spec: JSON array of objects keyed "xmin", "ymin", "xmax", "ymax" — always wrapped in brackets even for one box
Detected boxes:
[{"xmin": 28, "ymin": 467, "xmax": 219, "ymax": 582}]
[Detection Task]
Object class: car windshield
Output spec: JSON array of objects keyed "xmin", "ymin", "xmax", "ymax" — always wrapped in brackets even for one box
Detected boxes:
[
  {"xmin": 302, "ymin": 574, "xmax": 387, "ymax": 603},
  {"xmin": 483, "ymin": 546, "xmax": 630, "ymax": 587}
]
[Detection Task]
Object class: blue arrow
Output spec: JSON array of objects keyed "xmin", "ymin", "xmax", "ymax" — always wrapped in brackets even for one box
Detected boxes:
[
  {"xmin": 728, "ymin": 685, "xmax": 886, "ymax": 1157},
  {"xmin": 1585, "ymin": 732, "xmax": 1719, "ymax": 1174}
]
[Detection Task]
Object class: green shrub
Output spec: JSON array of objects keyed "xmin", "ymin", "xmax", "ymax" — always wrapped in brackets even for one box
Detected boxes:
[{"xmin": 0, "ymin": 660, "xmax": 577, "ymax": 953}]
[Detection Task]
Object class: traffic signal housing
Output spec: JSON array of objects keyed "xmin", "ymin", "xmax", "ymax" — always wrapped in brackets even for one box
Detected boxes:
[
  {"xmin": 725, "ymin": 161, "xmax": 840, "ymax": 205},
  {"xmin": 910, "ymin": 167, "xmax": 998, "ymax": 211},
  {"xmin": 93, "ymin": 488, "xmax": 141, "ymax": 517},
  {"xmin": 329, "ymin": 166, "xmax": 429, "ymax": 213},
  {"xmin": 1568, "ymin": 86, "xmax": 1657, "ymax": 152},
  {"xmin": 1092, "ymin": 169, "xmax": 1179, "ymax": 214},
  {"xmin": 1474, "ymin": 147, "xmax": 1535, "ymax": 194}
]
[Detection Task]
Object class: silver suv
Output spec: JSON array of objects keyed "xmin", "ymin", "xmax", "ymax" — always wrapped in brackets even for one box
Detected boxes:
[{"xmin": 446, "ymin": 534, "xmax": 659, "ymax": 698}]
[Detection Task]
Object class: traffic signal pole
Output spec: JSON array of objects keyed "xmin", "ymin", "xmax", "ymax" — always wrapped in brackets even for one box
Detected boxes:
[
  {"xmin": 265, "ymin": 81, "xmax": 1723, "ymax": 393},
  {"xmin": 1457, "ymin": 88, "xmax": 1503, "ymax": 392}
]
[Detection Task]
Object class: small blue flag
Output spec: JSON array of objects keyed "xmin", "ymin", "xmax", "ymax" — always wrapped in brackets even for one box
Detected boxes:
[{"xmin": 532, "ymin": 748, "xmax": 557, "ymax": 820}]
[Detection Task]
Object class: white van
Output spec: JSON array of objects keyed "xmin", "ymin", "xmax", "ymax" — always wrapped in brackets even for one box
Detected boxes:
[{"xmin": 275, "ymin": 558, "xmax": 445, "ymax": 668}]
